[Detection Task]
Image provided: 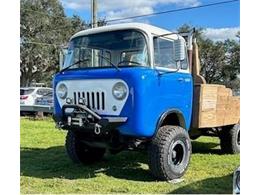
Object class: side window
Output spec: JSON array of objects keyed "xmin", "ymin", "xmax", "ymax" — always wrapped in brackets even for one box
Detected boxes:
[
  {"xmin": 154, "ymin": 38, "xmax": 176, "ymax": 69},
  {"xmin": 153, "ymin": 37, "xmax": 189, "ymax": 70}
]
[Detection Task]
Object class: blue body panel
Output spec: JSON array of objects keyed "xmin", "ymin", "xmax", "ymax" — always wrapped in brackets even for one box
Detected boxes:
[{"xmin": 53, "ymin": 67, "xmax": 193, "ymax": 137}]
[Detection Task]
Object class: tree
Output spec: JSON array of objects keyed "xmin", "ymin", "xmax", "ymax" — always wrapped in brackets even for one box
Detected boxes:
[
  {"xmin": 222, "ymin": 39, "xmax": 240, "ymax": 91},
  {"xmin": 20, "ymin": 0, "xmax": 67, "ymax": 86},
  {"xmin": 199, "ymin": 39, "xmax": 227, "ymax": 84},
  {"xmin": 178, "ymin": 24, "xmax": 240, "ymax": 91},
  {"xmin": 20, "ymin": 0, "xmax": 106, "ymax": 86}
]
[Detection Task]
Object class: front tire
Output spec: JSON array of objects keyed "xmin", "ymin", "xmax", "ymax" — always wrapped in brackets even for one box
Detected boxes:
[
  {"xmin": 65, "ymin": 130, "xmax": 106, "ymax": 164},
  {"xmin": 148, "ymin": 125, "xmax": 192, "ymax": 181},
  {"xmin": 220, "ymin": 124, "xmax": 240, "ymax": 154}
]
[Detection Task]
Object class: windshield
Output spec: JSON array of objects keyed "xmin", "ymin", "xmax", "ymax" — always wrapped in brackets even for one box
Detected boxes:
[{"xmin": 63, "ymin": 30, "xmax": 149, "ymax": 69}]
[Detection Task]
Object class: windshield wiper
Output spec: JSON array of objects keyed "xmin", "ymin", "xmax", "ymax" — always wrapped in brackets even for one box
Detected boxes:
[
  {"xmin": 59, "ymin": 58, "xmax": 91, "ymax": 73},
  {"xmin": 117, "ymin": 60, "xmax": 142, "ymax": 66},
  {"xmin": 98, "ymin": 54, "xmax": 120, "ymax": 71},
  {"xmin": 59, "ymin": 55, "xmax": 120, "ymax": 73}
]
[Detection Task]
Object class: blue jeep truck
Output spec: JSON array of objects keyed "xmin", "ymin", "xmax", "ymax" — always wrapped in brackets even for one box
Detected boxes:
[{"xmin": 53, "ymin": 23, "xmax": 240, "ymax": 181}]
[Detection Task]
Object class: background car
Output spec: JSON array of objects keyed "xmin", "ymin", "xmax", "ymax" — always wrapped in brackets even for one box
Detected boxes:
[
  {"xmin": 20, "ymin": 87, "xmax": 53, "ymax": 115},
  {"xmin": 20, "ymin": 87, "xmax": 52, "ymax": 106},
  {"xmin": 35, "ymin": 91, "xmax": 53, "ymax": 107}
]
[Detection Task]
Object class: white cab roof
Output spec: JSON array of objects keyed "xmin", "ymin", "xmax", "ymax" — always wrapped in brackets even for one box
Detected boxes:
[{"xmin": 71, "ymin": 23, "xmax": 179, "ymax": 40}]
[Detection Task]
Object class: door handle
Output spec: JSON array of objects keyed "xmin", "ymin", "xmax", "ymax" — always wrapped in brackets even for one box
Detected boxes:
[
  {"xmin": 178, "ymin": 78, "xmax": 191, "ymax": 82},
  {"xmin": 178, "ymin": 78, "xmax": 184, "ymax": 82}
]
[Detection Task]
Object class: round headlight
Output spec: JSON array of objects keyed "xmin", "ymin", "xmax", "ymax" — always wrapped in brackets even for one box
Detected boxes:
[
  {"xmin": 112, "ymin": 82, "xmax": 127, "ymax": 100},
  {"xmin": 57, "ymin": 83, "xmax": 68, "ymax": 99}
]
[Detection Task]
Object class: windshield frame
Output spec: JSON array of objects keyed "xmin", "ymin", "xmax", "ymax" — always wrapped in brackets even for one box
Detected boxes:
[{"xmin": 62, "ymin": 29, "xmax": 151, "ymax": 71}]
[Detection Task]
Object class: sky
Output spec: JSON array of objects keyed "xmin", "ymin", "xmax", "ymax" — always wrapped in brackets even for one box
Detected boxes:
[{"xmin": 60, "ymin": 0, "xmax": 240, "ymax": 41}]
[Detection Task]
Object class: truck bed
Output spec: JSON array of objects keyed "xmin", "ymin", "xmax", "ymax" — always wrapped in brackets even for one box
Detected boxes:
[{"xmin": 192, "ymin": 84, "xmax": 240, "ymax": 128}]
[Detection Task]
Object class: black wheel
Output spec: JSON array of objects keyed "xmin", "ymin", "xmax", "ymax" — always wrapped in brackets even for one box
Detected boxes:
[
  {"xmin": 220, "ymin": 124, "xmax": 240, "ymax": 154},
  {"xmin": 65, "ymin": 131, "xmax": 106, "ymax": 164},
  {"xmin": 148, "ymin": 125, "xmax": 192, "ymax": 181}
]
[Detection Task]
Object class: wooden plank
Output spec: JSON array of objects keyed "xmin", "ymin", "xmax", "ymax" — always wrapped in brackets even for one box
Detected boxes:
[
  {"xmin": 192, "ymin": 84, "xmax": 240, "ymax": 128},
  {"xmin": 224, "ymin": 96, "xmax": 240, "ymax": 125}
]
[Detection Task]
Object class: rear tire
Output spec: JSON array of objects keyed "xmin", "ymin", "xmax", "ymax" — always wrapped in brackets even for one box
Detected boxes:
[
  {"xmin": 220, "ymin": 124, "xmax": 240, "ymax": 154},
  {"xmin": 148, "ymin": 125, "xmax": 192, "ymax": 181},
  {"xmin": 65, "ymin": 130, "xmax": 106, "ymax": 164}
]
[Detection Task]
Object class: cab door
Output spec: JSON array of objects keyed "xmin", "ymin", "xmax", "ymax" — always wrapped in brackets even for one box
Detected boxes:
[{"xmin": 153, "ymin": 37, "xmax": 193, "ymax": 129}]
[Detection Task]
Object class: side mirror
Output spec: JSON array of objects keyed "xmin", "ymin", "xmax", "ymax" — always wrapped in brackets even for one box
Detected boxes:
[
  {"xmin": 59, "ymin": 48, "xmax": 68, "ymax": 70},
  {"xmin": 174, "ymin": 39, "xmax": 186, "ymax": 61}
]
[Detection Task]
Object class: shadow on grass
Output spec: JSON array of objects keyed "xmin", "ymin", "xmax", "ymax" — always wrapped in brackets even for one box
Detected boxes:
[
  {"xmin": 20, "ymin": 146, "xmax": 154, "ymax": 181},
  {"xmin": 170, "ymin": 174, "xmax": 233, "ymax": 194},
  {"xmin": 192, "ymin": 140, "xmax": 221, "ymax": 154},
  {"xmin": 21, "ymin": 139, "xmax": 223, "ymax": 182}
]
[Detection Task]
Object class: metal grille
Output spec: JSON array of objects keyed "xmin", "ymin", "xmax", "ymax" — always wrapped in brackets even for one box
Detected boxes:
[{"xmin": 73, "ymin": 91, "xmax": 105, "ymax": 110}]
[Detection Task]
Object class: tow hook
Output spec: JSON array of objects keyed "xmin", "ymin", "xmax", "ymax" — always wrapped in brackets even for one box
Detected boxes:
[
  {"xmin": 56, "ymin": 121, "xmax": 64, "ymax": 129},
  {"xmin": 94, "ymin": 123, "xmax": 102, "ymax": 135}
]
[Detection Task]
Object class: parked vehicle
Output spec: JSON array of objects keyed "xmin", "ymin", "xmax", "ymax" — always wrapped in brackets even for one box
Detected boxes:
[
  {"xmin": 20, "ymin": 87, "xmax": 53, "ymax": 114},
  {"xmin": 53, "ymin": 23, "xmax": 240, "ymax": 181},
  {"xmin": 20, "ymin": 88, "xmax": 37, "ymax": 106},
  {"xmin": 233, "ymin": 167, "xmax": 240, "ymax": 194},
  {"xmin": 35, "ymin": 91, "xmax": 53, "ymax": 107},
  {"xmin": 20, "ymin": 87, "xmax": 52, "ymax": 106}
]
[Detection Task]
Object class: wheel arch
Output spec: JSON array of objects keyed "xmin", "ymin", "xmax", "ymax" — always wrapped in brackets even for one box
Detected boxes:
[{"xmin": 153, "ymin": 109, "xmax": 186, "ymax": 138}]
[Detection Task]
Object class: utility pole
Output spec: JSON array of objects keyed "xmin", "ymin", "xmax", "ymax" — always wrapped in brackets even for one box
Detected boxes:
[
  {"xmin": 91, "ymin": 0, "xmax": 98, "ymax": 66},
  {"xmin": 91, "ymin": 0, "xmax": 98, "ymax": 28}
]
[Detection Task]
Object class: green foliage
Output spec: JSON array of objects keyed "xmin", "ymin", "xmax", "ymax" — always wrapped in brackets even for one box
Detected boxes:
[
  {"xmin": 199, "ymin": 39, "xmax": 226, "ymax": 83},
  {"xmin": 178, "ymin": 25, "xmax": 240, "ymax": 92},
  {"xmin": 20, "ymin": 0, "xmax": 90, "ymax": 86},
  {"xmin": 222, "ymin": 39, "xmax": 240, "ymax": 91},
  {"xmin": 20, "ymin": 118, "xmax": 239, "ymax": 194}
]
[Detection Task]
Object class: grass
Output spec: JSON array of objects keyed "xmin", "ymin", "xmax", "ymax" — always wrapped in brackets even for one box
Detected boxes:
[{"xmin": 20, "ymin": 117, "xmax": 240, "ymax": 194}]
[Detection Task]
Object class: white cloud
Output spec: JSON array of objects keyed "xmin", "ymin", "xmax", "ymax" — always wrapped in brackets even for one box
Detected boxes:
[
  {"xmin": 203, "ymin": 27, "xmax": 240, "ymax": 42},
  {"xmin": 60, "ymin": 0, "xmax": 201, "ymax": 20},
  {"xmin": 106, "ymin": 6, "xmax": 153, "ymax": 20}
]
